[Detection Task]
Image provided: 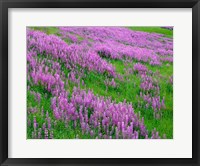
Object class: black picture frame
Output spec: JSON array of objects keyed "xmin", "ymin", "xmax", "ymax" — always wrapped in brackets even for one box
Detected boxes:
[{"xmin": 0, "ymin": 0, "xmax": 199, "ymax": 165}]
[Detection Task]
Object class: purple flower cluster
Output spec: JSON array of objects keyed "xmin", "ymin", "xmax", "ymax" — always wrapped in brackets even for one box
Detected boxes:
[
  {"xmin": 30, "ymin": 91, "xmax": 41, "ymax": 103},
  {"xmin": 140, "ymin": 93, "xmax": 166, "ymax": 119},
  {"xmin": 169, "ymin": 75, "xmax": 173, "ymax": 85},
  {"xmin": 134, "ymin": 63, "xmax": 148, "ymax": 75},
  {"xmin": 50, "ymin": 87, "xmax": 149, "ymax": 139},
  {"xmin": 31, "ymin": 112, "xmax": 55, "ymax": 139},
  {"xmin": 58, "ymin": 27, "xmax": 173, "ymax": 65},
  {"xmin": 133, "ymin": 62, "xmax": 166, "ymax": 119},
  {"xmin": 104, "ymin": 78, "xmax": 117, "ymax": 90},
  {"xmin": 27, "ymin": 30, "xmax": 116, "ymax": 77},
  {"xmin": 140, "ymin": 75, "xmax": 159, "ymax": 91}
]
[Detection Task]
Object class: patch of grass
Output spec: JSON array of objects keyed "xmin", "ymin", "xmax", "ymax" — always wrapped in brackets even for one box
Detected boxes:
[
  {"xmin": 28, "ymin": 26, "xmax": 60, "ymax": 35},
  {"xmin": 128, "ymin": 26, "xmax": 173, "ymax": 38},
  {"xmin": 76, "ymin": 34, "xmax": 84, "ymax": 41},
  {"xmin": 83, "ymin": 71, "xmax": 141, "ymax": 106}
]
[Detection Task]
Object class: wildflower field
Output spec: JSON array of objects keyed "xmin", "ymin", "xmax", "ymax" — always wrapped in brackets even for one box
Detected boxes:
[{"xmin": 27, "ymin": 26, "xmax": 173, "ymax": 139}]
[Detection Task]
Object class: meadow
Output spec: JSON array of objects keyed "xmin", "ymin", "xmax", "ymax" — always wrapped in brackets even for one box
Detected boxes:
[{"xmin": 27, "ymin": 26, "xmax": 173, "ymax": 139}]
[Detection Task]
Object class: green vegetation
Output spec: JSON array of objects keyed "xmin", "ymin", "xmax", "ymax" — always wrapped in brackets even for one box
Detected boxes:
[
  {"xmin": 29, "ymin": 26, "xmax": 59, "ymax": 35},
  {"xmin": 128, "ymin": 26, "xmax": 173, "ymax": 38}
]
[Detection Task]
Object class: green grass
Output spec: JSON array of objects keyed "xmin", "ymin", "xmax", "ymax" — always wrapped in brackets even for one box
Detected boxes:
[
  {"xmin": 28, "ymin": 26, "xmax": 60, "ymax": 35},
  {"xmin": 128, "ymin": 26, "xmax": 173, "ymax": 38}
]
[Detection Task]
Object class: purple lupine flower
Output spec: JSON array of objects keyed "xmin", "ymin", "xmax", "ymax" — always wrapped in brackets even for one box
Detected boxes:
[
  {"xmin": 44, "ymin": 129, "xmax": 48, "ymax": 139},
  {"xmin": 41, "ymin": 106, "xmax": 44, "ymax": 116},
  {"xmin": 50, "ymin": 131, "xmax": 54, "ymax": 139},
  {"xmin": 33, "ymin": 116, "xmax": 37, "ymax": 130},
  {"xmin": 28, "ymin": 119, "xmax": 31, "ymax": 127},
  {"xmin": 32, "ymin": 131, "xmax": 36, "ymax": 139},
  {"xmin": 42, "ymin": 123, "xmax": 46, "ymax": 131},
  {"xmin": 38, "ymin": 128, "xmax": 42, "ymax": 139}
]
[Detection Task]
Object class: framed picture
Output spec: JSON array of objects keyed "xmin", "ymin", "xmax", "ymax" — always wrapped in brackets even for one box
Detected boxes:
[{"xmin": 0, "ymin": 0, "xmax": 199, "ymax": 165}]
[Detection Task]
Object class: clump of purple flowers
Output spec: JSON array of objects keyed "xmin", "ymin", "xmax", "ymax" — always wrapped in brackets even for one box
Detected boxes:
[
  {"xmin": 58, "ymin": 27, "xmax": 173, "ymax": 65},
  {"xmin": 50, "ymin": 87, "xmax": 150, "ymax": 139},
  {"xmin": 134, "ymin": 63, "xmax": 148, "ymax": 75},
  {"xmin": 31, "ymin": 112, "xmax": 55, "ymax": 139}
]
